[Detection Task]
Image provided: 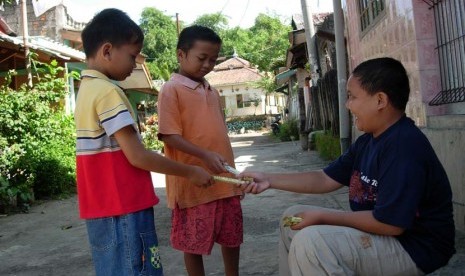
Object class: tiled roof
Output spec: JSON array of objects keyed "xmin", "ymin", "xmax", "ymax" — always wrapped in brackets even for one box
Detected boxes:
[
  {"xmin": 214, "ymin": 56, "xmax": 251, "ymax": 71},
  {"xmin": 206, "ymin": 57, "xmax": 263, "ymax": 86}
]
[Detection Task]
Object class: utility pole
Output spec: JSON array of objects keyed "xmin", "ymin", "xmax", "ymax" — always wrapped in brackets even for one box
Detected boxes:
[
  {"xmin": 300, "ymin": 0, "xmax": 319, "ymax": 86},
  {"xmin": 333, "ymin": 0, "xmax": 350, "ymax": 153},
  {"xmin": 176, "ymin": 13, "xmax": 180, "ymax": 37},
  {"xmin": 21, "ymin": 0, "xmax": 32, "ymax": 88}
]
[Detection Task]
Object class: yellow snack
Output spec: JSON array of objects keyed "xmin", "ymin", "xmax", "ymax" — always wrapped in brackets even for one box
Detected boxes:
[
  {"xmin": 213, "ymin": 176, "xmax": 251, "ymax": 185},
  {"xmin": 282, "ymin": 216, "xmax": 303, "ymax": 227}
]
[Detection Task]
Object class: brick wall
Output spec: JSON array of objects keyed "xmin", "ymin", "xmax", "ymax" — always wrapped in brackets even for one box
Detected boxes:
[{"xmin": 1, "ymin": 2, "xmax": 85, "ymax": 42}]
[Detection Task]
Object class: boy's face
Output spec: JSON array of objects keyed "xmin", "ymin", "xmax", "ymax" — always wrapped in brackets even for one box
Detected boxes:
[
  {"xmin": 177, "ymin": 40, "xmax": 221, "ymax": 81},
  {"xmin": 104, "ymin": 42, "xmax": 142, "ymax": 81},
  {"xmin": 345, "ymin": 75, "xmax": 382, "ymax": 135}
]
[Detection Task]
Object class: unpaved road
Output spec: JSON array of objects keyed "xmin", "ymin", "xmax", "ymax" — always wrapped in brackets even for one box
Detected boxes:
[{"xmin": 1, "ymin": 132, "xmax": 463, "ymax": 275}]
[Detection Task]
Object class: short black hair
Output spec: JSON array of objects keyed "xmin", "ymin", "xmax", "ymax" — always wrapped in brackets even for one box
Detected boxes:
[
  {"xmin": 352, "ymin": 57, "xmax": 410, "ymax": 111},
  {"xmin": 81, "ymin": 8, "xmax": 144, "ymax": 58},
  {"xmin": 177, "ymin": 25, "xmax": 222, "ymax": 52}
]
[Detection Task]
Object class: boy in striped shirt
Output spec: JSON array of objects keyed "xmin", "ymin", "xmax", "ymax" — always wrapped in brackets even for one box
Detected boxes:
[{"xmin": 75, "ymin": 9, "xmax": 212, "ymax": 276}]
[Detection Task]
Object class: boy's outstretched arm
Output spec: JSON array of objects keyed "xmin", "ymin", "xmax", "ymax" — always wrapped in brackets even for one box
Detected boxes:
[
  {"xmin": 292, "ymin": 209, "xmax": 405, "ymax": 236},
  {"xmin": 240, "ymin": 171, "xmax": 404, "ymax": 236},
  {"xmin": 114, "ymin": 126, "xmax": 213, "ymax": 187},
  {"xmin": 239, "ymin": 170, "xmax": 343, "ymax": 194},
  {"xmin": 161, "ymin": 134, "xmax": 227, "ymax": 174}
]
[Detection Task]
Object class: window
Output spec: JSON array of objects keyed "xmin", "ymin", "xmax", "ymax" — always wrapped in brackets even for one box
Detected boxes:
[
  {"xmin": 358, "ymin": 0, "xmax": 385, "ymax": 32},
  {"xmin": 267, "ymin": 95, "xmax": 279, "ymax": 106},
  {"xmin": 236, "ymin": 94, "xmax": 253, "ymax": 108},
  {"xmin": 428, "ymin": 0, "xmax": 465, "ymax": 106}
]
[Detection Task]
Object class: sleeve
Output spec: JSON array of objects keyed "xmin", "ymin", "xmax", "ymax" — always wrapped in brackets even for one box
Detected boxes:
[
  {"xmin": 157, "ymin": 82, "xmax": 183, "ymax": 137},
  {"xmin": 373, "ymin": 139, "xmax": 427, "ymax": 229},
  {"xmin": 96, "ymin": 87, "xmax": 134, "ymax": 136},
  {"xmin": 323, "ymin": 141, "xmax": 357, "ymax": 186}
]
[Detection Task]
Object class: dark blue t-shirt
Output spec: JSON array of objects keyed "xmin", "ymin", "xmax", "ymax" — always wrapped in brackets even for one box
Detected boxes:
[{"xmin": 324, "ymin": 116, "xmax": 455, "ymax": 274}]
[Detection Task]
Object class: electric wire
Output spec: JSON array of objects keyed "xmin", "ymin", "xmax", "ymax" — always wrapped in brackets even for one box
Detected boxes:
[{"xmin": 238, "ymin": 0, "xmax": 251, "ymax": 27}]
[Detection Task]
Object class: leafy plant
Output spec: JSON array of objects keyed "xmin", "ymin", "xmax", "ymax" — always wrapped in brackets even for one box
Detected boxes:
[
  {"xmin": 0, "ymin": 58, "xmax": 77, "ymax": 211},
  {"xmin": 141, "ymin": 114, "xmax": 164, "ymax": 151},
  {"xmin": 226, "ymin": 115, "xmax": 266, "ymax": 134},
  {"xmin": 276, "ymin": 119, "xmax": 300, "ymax": 142}
]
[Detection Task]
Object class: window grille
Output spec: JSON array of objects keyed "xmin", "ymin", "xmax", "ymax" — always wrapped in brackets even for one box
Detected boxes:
[
  {"xmin": 358, "ymin": 0, "xmax": 385, "ymax": 32},
  {"xmin": 426, "ymin": 0, "xmax": 465, "ymax": 105}
]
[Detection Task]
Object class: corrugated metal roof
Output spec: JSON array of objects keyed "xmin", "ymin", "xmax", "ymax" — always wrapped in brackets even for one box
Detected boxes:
[{"xmin": 0, "ymin": 33, "xmax": 85, "ymax": 61}]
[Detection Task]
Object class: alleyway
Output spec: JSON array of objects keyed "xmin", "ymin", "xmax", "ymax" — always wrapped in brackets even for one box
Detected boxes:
[{"xmin": 0, "ymin": 132, "xmax": 463, "ymax": 275}]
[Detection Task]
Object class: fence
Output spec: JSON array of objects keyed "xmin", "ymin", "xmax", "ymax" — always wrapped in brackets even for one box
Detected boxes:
[{"xmin": 309, "ymin": 69, "xmax": 340, "ymax": 136}]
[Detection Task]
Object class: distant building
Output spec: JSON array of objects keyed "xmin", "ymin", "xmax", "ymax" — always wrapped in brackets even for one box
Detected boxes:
[
  {"xmin": 277, "ymin": 12, "xmax": 337, "ymax": 136},
  {"xmin": 206, "ymin": 55, "xmax": 285, "ymax": 118}
]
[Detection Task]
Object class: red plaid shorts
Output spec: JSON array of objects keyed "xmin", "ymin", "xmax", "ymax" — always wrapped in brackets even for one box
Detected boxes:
[{"xmin": 170, "ymin": 196, "xmax": 243, "ymax": 255}]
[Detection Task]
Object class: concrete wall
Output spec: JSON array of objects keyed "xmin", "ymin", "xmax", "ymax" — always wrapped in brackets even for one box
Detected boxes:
[
  {"xmin": 422, "ymin": 115, "xmax": 465, "ymax": 231},
  {"xmin": 344, "ymin": 0, "xmax": 425, "ymax": 126},
  {"xmin": 217, "ymin": 83, "xmax": 285, "ymax": 118}
]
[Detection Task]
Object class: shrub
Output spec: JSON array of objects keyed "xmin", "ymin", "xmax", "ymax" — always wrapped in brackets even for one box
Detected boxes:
[
  {"xmin": 226, "ymin": 115, "xmax": 266, "ymax": 134},
  {"xmin": 0, "ymin": 60, "xmax": 77, "ymax": 211},
  {"xmin": 315, "ymin": 131, "xmax": 341, "ymax": 161},
  {"xmin": 32, "ymin": 113, "xmax": 76, "ymax": 199},
  {"xmin": 0, "ymin": 140, "xmax": 35, "ymax": 211},
  {"xmin": 277, "ymin": 119, "xmax": 300, "ymax": 142}
]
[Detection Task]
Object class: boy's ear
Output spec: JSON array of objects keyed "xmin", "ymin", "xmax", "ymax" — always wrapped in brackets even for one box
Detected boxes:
[
  {"xmin": 176, "ymin": 49, "xmax": 186, "ymax": 61},
  {"xmin": 377, "ymin": 92, "xmax": 388, "ymax": 109},
  {"xmin": 102, "ymin": 43, "xmax": 112, "ymax": 61}
]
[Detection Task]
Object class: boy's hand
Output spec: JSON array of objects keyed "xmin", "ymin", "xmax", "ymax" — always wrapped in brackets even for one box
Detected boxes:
[
  {"xmin": 237, "ymin": 172, "xmax": 270, "ymax": 194},
  {"xmin": 289, "ymin": 210, "xmax": 324, "ymax": 230},
  {"xmin": 189, "ymin": 166, "xmax": 214, "ymax": 188},
  {"xmin": 202, "ymin": 151, "xmax": 227, "ymax": 174}
]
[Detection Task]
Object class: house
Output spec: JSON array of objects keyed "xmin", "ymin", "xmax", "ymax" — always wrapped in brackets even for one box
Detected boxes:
[
  {"xmin": 0, "ymin": 1, "xmax": 157, "ymax": 128},
  {"xmin": 276, "ymin": 12, "xmax": 337, "ymax": 146},
  {"xmin": 206, "ymin": 54, "xmax": 285, "ymax": 118}
]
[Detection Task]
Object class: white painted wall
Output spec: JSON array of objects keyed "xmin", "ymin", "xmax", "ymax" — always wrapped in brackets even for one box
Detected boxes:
[{"xmin": 216, "ymin": 83, "xmax": 285, "ymax": 118}]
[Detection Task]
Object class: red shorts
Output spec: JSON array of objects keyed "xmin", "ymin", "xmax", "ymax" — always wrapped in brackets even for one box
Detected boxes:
[{"xmin": 170, "ymin": 196, "xmax": 243, "ymax": 255}]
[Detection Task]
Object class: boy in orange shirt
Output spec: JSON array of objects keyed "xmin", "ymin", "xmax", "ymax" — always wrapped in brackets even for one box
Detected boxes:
[{"xmin": 157, "ymin": 25, "xmax": 244, "ymax": 276}]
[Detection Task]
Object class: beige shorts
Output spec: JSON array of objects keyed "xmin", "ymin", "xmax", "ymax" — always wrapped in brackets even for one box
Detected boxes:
[{"xmin": 279, "ymin": 205, "xmax": 424, "ymax": 276}]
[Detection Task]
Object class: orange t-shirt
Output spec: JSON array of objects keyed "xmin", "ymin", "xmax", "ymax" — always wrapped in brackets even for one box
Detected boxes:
[{"xmin": 157, "ymin": 73, "xmax": 242, "ymax": 209}]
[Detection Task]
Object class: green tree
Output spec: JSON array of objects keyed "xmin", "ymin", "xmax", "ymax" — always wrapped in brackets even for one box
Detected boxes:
[
  {"xmin": 253, "ymin": 72, "xmax": 279, "ymax": 115},
  {"xmin": 139, "ymin": 7, "xmax": 179, "ymax": 80},
  {"xmin": 220, "ymin": 14, "xmax": 290, "ymax": 72},
  {"xmin": 247, "ymin": 14, "xmax": 291, "ymax": 72},
  {"xmin": 221, "ymin": 27, "xmax": 253, "ymax": 59},
  {"xmin": 193, "ymin": 13, "xmax": 229, "ymax": 34}
]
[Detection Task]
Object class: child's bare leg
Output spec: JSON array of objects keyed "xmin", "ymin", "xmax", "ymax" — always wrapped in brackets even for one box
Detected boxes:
[
  {"xmin": 184, "ymin": 252, "xmax": 205, "ymax": 276},
  {"xmin": 221, "ymin": 245, "xmax": 240, "ymax": 276}
]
